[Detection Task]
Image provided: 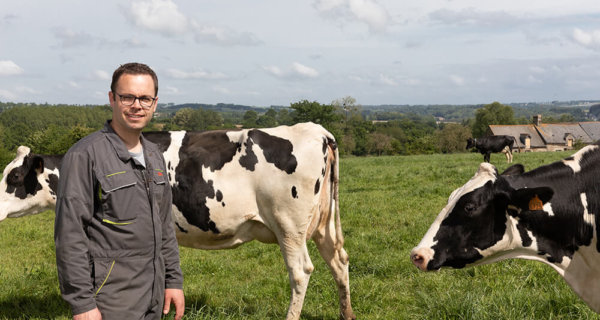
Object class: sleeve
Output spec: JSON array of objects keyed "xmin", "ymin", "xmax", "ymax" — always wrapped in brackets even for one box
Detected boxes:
[
  {"xmin": 54, "ymin": 150, "xmax": 97, "ymax": 315},
  {"xmin": 160, "ymin": 157, "xmax": 184, "ymax": 289}
]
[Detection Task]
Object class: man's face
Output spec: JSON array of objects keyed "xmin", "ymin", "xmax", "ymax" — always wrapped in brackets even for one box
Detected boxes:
[{"xmin": 108, "ymin": 73, "xmax": 157, "ymax": 134}]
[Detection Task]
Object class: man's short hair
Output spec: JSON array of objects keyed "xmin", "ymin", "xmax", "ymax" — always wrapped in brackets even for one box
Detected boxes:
[{"xmin": 111, "ymin": 62, "xmax": 158, "ymax": 96}]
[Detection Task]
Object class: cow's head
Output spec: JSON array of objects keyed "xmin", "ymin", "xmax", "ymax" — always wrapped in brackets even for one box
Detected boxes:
[
  {"xmin": 465, "ymin": 138, "xmax": 475, "ymax": 150},
  {"xmin": 0, "ymin": 146, "xmax": 58, "ymax": 221},
  {"xmin": 411, "ymin": 162, "xmax": 553, "ymax": 271}
]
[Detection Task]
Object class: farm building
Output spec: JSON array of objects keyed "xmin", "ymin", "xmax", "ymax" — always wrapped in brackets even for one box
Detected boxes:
[{"xmin": 487, "ymin": 114, "xmax": 600, "ymax": 152}]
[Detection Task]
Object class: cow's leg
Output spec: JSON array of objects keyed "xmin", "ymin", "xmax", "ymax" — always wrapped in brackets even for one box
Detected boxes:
[
  {"xmin": 313, "ymin": 231, "xmax": 356, "ymax": 320},
  {"xmin": 279, "ymin": 236, "xmax": 314, "ymax": 320},
  {"xmin": 484, "ymin": 152, "xmax": 491, "ymax": 162},
  {"xmin": 503, "ymin": 146, "xmax": 513, "ymax": 163}
]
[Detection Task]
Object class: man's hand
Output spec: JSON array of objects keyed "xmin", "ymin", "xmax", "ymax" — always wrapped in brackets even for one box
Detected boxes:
[
  {"xmin": 73, "ymin": 307, "xmax": 102, "ymax": 320},
  {"xmin": 163, "ymin": 288, "xmax": 185, "ymax": 320}
]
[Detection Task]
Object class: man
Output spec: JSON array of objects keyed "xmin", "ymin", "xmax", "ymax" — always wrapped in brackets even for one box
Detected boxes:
[{"xmin": 55, "ymin": 63, "xmax": 184, "ymax": 320}]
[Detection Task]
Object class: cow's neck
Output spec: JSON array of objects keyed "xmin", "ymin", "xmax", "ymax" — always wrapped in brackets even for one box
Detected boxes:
[{"xmin": 500, "ymin": 155, "xmax": 600, "ymax": 312}]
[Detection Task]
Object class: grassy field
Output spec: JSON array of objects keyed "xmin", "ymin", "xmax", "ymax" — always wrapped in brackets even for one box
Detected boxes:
[{"xmin": 1, "ymin": 150, "xmax": 600, "ymax": 319}]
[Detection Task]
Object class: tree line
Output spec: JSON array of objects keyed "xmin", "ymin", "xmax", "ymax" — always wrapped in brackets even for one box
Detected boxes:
[{"xmin": 0, "ymin": 99, "xmax": 587, "ymax": 169}]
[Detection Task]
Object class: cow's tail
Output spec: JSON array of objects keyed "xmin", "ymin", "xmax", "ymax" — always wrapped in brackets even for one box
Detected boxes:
[{"xmin": 327, "ymin": 136, "xmax": 345, "ymax": 251}]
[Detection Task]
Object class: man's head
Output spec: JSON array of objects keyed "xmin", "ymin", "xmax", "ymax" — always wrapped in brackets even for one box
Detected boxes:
[
  {"xmin": 111, "ymin": 62, "xmax": 158, "ymax": 96},
  {"xmin": 108, "ymin": 63, "xmax": 159, "ymax": 136}
]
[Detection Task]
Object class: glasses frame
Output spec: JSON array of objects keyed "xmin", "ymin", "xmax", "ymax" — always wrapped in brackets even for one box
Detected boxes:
[{"xmin": 114, "ymin": 92, "xmax": 157, "ymax": 109}]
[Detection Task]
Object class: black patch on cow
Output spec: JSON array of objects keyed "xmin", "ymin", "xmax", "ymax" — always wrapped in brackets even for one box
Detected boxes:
[
  {"xmin": 247, "ymin": 129, "xmax": 297, "ymax": 174},
  {"xmin": 5, "ymin": 154, "xmax": 44, "ymax": 199},
  {"xmin": 172, "ymin": 131, "xmax": 241, "ymax": 233},
  {"xmin": 48, "ymin": 174, "xmax": 59, "ymax": 196},
  {"xmin": 175, "ymin": 222, "xmax": 188, "ymax": 233},
  {"xmin": 168, "ymin": 161, "xmax": 172, "ymax": 170},
  {"xmin": 239, "ymin": 140, "xmax": 258, "ymax": 171},
  {"xmin": 292, "ymin": 186, "xmax": 298, "ymax": 199},
  {"xmin": 143, "ymin": 131, "xmax": 172, "ymax": 154},
  {"xmin": 314, "ymin": 179, "xmax": 320, "ymax": 195},
  {"xmin": 216, "ymin": 190, "xmax": 223, "ymax": 202},
  {"xmin": 429, "ymin": 180, "xmax": 508, "ymax": 270},
  {"xmin": 222, "ymin": 202, "xmax": 225, "ymax": 207},
  {"xmin": 322, "ymin": 167, "xmax": 326, "ymax": 177},
  {"xmin": 322, "ymin": 137, "xmax": 328, "ymax": 155}
]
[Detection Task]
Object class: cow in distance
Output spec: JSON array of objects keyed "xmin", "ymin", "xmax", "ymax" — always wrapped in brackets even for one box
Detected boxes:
[{"xmin": 466, "ymin": 135, "xmax": 518, "ymax": 163}]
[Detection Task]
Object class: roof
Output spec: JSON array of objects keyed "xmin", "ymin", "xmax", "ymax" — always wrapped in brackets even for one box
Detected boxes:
[
  {"xmin": 579, "ymin": 122, "xmax": 600, "ymax": 141},
  {"xmin": 488, "ymin": 124, "xmax": 545, "ymax": 148},
  {"xmin": 488, "ymin": 121, "xmax": 600, "ymax": 148},
  {"xmin": 537, "ymin": 123, "xmax": 593, "ymax": 144}
]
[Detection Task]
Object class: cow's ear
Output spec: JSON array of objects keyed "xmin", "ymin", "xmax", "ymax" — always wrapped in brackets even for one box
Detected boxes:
[
  {"xmin": 501, "ymin": 164, "xmax": 524, "ymax": 176},
  {"xmin": 511, "ymin": 187, "xmax": 554, "ymax": 211},
  {"xmin": 30, "ymin": 156, "xmax": 44, "ymax": 174}
]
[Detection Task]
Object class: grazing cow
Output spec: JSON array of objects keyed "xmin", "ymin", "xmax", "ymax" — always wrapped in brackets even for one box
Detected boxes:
[
  {"xmin": 410, "ymin": 142, "xmax": 600, "ymax": 312},
  {"xmin": 0, "ymin": 123, "xmax": 355, "ymax": 320},
  {"xmin": 466, "ymin": 135, "xmax": 518, "ymax": 163}
]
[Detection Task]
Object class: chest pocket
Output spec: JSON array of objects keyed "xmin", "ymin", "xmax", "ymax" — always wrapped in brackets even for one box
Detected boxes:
[
  {"xmin": 152, "ymin": 169, "xmax": 167, "ymax": 207},
  {"xmin": 97, "ymin": 170, "xmax": 139, "ymax": 223}
]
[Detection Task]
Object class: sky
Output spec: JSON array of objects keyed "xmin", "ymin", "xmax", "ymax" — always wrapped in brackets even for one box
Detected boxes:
[{"xmin": 1, "ymin": 0, "xmax": 600, "ymax": 107}]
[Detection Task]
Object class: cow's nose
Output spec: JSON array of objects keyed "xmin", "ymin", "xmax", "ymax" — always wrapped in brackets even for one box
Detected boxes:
[{"xmin": 410, "ymin": 247, "xmax": 432, "ymax": 271}]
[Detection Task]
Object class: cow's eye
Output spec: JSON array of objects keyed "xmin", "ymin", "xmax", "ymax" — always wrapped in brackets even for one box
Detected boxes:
[{"xmin": 464, "ymin": 203, "xmax": 476, "ymax": 214}]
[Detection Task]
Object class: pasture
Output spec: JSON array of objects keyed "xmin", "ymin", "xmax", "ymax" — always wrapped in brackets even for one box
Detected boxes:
[{"xmin": 1, "ymin": 150, "xmax": 599, "ymax": 319}]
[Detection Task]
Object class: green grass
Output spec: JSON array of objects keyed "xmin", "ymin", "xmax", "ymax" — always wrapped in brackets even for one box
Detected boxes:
[{"xmin": 1, "ymin": 151, "xmax": 599, "ymax": 319}]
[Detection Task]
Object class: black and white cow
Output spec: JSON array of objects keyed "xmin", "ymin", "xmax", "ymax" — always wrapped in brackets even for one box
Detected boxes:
[
  {"xmin": 0, "ymin": 123, "xmax": 355, "ymax": 320},
  {"xmin": 466, "ymin": 135, "xmax": 518, "ymax": 163},
  {"xmin": 411, "ymin": 142, "xmax": 600, "ymax": 312}
]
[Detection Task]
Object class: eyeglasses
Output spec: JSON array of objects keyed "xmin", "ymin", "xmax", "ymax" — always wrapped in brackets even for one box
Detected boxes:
[{"xmin": 114, "ymin": 92, "xmax": 157, "ymax": 109}]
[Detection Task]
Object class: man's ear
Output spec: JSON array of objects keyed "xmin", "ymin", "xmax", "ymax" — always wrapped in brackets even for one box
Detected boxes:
[
  {"xmin": 501, "ymin": 164, "xmax": 524, "ymax": 176},
  {"xmin": 512, "ymin": 187, "xmax": 554, "ymax": 211}
]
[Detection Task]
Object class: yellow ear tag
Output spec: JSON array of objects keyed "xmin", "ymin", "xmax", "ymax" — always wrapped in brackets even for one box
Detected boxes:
[{"xmin": 529, "ymin": 195, "xmax": 543, "ymax": 211}]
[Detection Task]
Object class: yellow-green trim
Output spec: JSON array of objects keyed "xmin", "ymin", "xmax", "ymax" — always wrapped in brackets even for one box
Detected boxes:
[
  {"xmin": 95, "ymin": 260, "xmax": 115, "ymax": 296},
  {"xmin": 154, "ymin": 168, "xmax": 164, "ymax": 173},
  {"xmin": 106, "ymin": 171, "xmax": 126, "ymax": 177},
  {"xmin": 102, "ymin": 218, "xmax": 133, "ymax": 225}
]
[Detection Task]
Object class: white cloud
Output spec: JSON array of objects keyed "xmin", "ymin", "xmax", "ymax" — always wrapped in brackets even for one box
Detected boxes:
[
  {"xmin": 314, "ymin": 0, "xmax": 390, "ymax": 32},
  {"xmin": 263, "ymin": 62, "xmax": 319, "ymax": 79},
  {"xmin": 449, "ymin": 75, "xmax": 465, "ymax": 86},
  {"xmin": 193, "ymin": 24, "xmax": 262, "ymax": 46},
  {"xmin": 0, "ymin": 89, "xmax": 17, "ymax": 100},
  {"xmin": 52, "ymin": 27, "xmax": 95, "ymax": 48},
  {"xmin": 0, "ymin": 60, "xmax": 24, "ymax": 76},
  {"xmin": 92, "ymin": 70, "xmax": 110, "ymax": 81},
  {"xmin": 348, "ymin": 0, "xmax": 388, "ymax": 32},
  {"xmin": 379, "ymin": 74, "xmax": 397, "ymax": 86},
  {"xmin": 164, "ymin": 68, "xmax": 228, "ymax": 80},
  {"xmin": 129, "ymin": 0, "xmax": 189, "ymax": 36},
  {"xmin": 572, "ymin": 28, "xmax": 600, "ymax": 50},
  {"xmin": 429, "ymin": 8, "xmax": 519, "ymax": 28},
  {"xmin": 292, "ymin": 62, "xmax": 319, "ymax": 78},
  {"xmin": 15, "ymin": 86, "xmax": 39, "ymax": 95}
]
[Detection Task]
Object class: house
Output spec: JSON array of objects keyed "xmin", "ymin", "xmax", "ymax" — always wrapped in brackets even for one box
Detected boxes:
[{"xmin": 487, "ymin": 114, "xmax": 600, "ymax": 152}]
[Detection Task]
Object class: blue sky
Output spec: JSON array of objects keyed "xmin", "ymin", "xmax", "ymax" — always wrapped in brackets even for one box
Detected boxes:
[{"xmin": 1, "ymin": 0, "xmax": 599, "ymax": 106}]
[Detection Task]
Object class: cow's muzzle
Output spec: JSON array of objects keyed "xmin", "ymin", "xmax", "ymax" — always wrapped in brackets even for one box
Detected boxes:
[{"xmin": 410, "ymin": 247, "xmax": 433, "ymax": 271}]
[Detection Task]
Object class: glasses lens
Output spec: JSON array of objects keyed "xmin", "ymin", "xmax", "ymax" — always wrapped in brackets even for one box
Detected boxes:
[
  {"xmin": 119, "ymin": 94, "xmax": 135, "ymax": 106},
  {"xmin": 139, "ymin": 97, "xmax": 154, "ymax": 108}
]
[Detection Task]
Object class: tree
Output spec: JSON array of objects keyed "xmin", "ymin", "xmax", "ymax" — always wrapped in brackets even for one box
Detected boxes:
[
  {"xmin": 367, "ymin": 132, "xmax": 393, "ymax": 155},
  {"xmin": 435, "ymin": 123, "xmax": 472, "ymax": 153},
  {"xmin": 472, "ymin": 102, "xmax": 516, "ymax": 137},
  {"xmin": 242, "ymin": 110, "xmax": 258, "ymax": 128},
  {"xmin": 256, "ymin": 108, "xmax": 277, "ymax": 127},
  {"xmin": 173, "ymin": 108, "xmax": 195, "ymax": 129},
  {"xmin": 290, "ymin": 100, "xmax": 341, "ymax": 128}
]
